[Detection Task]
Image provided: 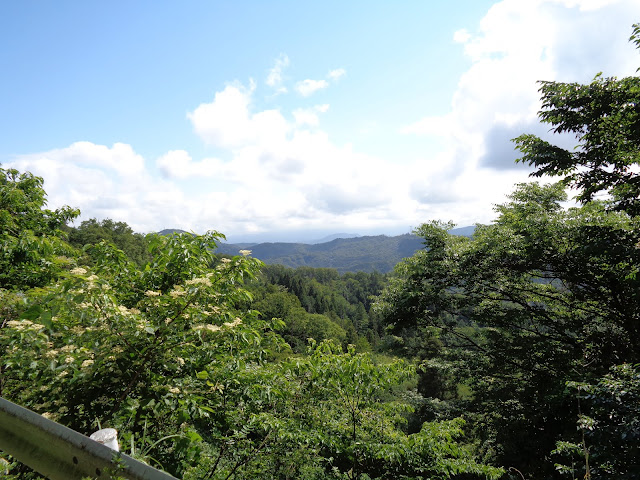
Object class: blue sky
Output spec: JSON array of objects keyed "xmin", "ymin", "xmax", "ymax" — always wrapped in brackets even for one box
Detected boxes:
[{"xmin": 3, "ymin": 1, "xmax": 640, "ymax": 242}]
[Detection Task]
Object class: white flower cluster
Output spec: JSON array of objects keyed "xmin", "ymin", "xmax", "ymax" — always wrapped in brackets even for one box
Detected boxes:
[
  {"xmin": 169, "ymin": 287, "xmax": 186, "ymax": 298},
  {"xmin": 6, "ymin": 319, "xmax": 41, "ymax": 331},
  {"xmin": 185, "ymin": 277, "xmax": 212, "ymax": 287},
  {"xmin": 193, "ymin": 324, "xmax": 222, "ymax": 333},
  {"xmin": 224, "ymin": 317, "xmax": 242, "ymax": 328}
]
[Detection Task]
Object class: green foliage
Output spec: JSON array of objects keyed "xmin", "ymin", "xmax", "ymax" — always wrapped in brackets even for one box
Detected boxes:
[
  {"xmin": 377, "ymin": 30, "xmax": 640, "ymax": 475},
  {"xmin": 273, "ymin": 340, "xmax": 503, "ymax": 480},
  {"xmin": 0, "ymin": 167, "xmax": 79, "ymax": 290},
  {"xmin": 251, "ymin": 265, "xmax": 387, "ymax": 351},
  {"xmin": 376, "ymin": 183, "xmax": 640, "ymax": 476},
  {"xmin": 2, "ymin": 205, "xmax": 499, "ymax": 479},
  {"xmin": 554, "ymin": 364, "xmax": 640, "ymax": 479},
  {"xmin": 2, "ymin": 232, "xmax": 286, "ymax": 477},
  {"xmin": 514, "ymin": 25, "xmax": 640, "ymax": 215},
  {"xmin": 67, "ymin": 218, "xmax": 152, "ymax": 267}
]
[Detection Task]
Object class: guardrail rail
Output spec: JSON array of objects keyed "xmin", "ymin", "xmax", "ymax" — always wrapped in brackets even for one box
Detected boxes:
[{"xmin": 0, "ymin": 397, "xmax": 178, "ymax": 480}]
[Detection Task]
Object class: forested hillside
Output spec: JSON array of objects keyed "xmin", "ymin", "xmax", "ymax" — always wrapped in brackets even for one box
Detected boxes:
[
  {"xmin": 248, "ymin": 265, "xmax": 388, "ymax": 352},
  {"xmin": 203, "ymin": 227, "xmax": 474, "ymax": 273},
  {"xmin": 1, "ymin": 23, "xmax": 640, "ymax": 480},
  {"xmin": 216, "ymin": 234, "xmax": 424, "ymax": 273}
]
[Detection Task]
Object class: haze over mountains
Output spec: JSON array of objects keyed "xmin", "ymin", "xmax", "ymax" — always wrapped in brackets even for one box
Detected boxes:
[{"xmin": 158, "ymin": 226, "xmax": 476, "ymax": 273}]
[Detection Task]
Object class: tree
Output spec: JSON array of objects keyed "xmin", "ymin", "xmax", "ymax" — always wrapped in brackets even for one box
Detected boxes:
[
  {"xmin": 0, "ymin": 167, "xmax": 79, "ymax": 290},
  {"xmin": 554, "ymin": 364, "xmax": 640, "ymax": 480},
  {"xmin": 514, "ymin": 24, "xmax": 640, "ymax": 215},
  {"xmin": 277, "ymin": 340, "xmax": 503, "ymax": 480},
  {"xmin": 67, "ymin": 218, "xmax": 152, "ymax": 267},
  {"xmin": 256, "ymin": 264, "xmax": 388, "ymax": 350},
  {"xmin": 376, "ymin": 183, "xmax": 640, "ymax": 476},
  {"xmin": 376, "ymin": 25, "xmax": 640, "ymax": 477}
]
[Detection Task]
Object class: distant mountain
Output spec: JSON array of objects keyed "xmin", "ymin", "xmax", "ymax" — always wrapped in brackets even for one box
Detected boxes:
[
  {"xmin": 216, "ymin": 234, "xmax": 425, "ymax": 273},
  {"xmin": 154, "ymin": 227, "xmax": 477, "ymax": 273},
  {"xmin": 309, "ymin": 233, "xmax": 361, "ymax": 244},
  {"xmin": 157, "ymin": 228, "xmax": 189, "ymax": 236},
  {"xmin": 449, "ymin": 225, "xmax": 476, "ymax": 237}
]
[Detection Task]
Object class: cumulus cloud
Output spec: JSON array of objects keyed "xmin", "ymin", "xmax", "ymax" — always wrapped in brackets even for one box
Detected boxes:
[
  {"xmin": 453, "ymin": 29, "xmax": 471, "ymax": 44},
  {"xmin": 6, "ymin": 142, "xmax": 161, "ymax": 231},
  {"xmin": 156, "ymin": 150, "xmax": 223, "ymax": 179},
  {"xmin": 8, "ymin": 142, "xmax": 145, "ymax": 188},
  {"xmin": 396, "ymin": 0, "xmax": 640, "ymax": 227},
  {"xmin": 403, "ymin": 0, "xmax": 640, "ymax": 179},
  {"xmin": 292, "ymin": 104, "xmax": 330, "ymax": 126},
  {"xmin": 293, "ymin": 108, "xmax": 320, "ymax": 126},
  {"xmin": 266, "ymin": 54, "xmax": 289, "ymax": 93},
  {"xmin": 294, "ymin": 68, "xmax": 345, "ymax": 97},
  {"xmin": 307, "ymin": 183, "xmax": 390, "ymax": 214},
  {"xmin": 6, "ymin": 1, "xmax": 640, "ymax": 239},
  {"xmin": 400, "ymin": 114, "xmax": 456, "ymax": 138},
  {"xmin": 295, "ymin": 79, "xmax": 330, "ymax": 97},
  {"xmin": 184, "ymin": 79, "xmax": 402, "ymax": 225},
  {"xmin": 327, "ymin": 68, "xmax": 346, "ymax": 81},
  {"xmin": 188, "ymin": 83, "xmax": 290, "ymax": 149}
]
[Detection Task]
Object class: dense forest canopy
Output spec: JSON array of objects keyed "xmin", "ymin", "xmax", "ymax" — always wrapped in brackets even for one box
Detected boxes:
[{"xmin": 1, "ymin": 23, "xmax": 640, "ymax": 480}]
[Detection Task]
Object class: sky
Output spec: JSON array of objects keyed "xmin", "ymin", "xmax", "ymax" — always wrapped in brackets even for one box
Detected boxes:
[{"xmin": 2, "ymin": 0, "xmax": 640, "ymax": 243}]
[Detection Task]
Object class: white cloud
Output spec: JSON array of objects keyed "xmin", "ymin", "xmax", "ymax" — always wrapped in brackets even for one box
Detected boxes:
[
  {"xmin": 188, "ymin": 82, "xmax": 290, "ymax": 149},
  {"xmin": 266, "ymin": 53, "xmax": 289, "ymax": 93},
  {"xmin": 6, "ymin": 142, "xmax": 163, "ymax": 232},
  {"xmin": 295, "ymin": 79, "xmax": 329, "ymax": 97},
  {"xmin": 188, "ymin": 83, "xmax": 255, "ymax": 148},
  {"xmin": 453, "ymin": 29, "xmax": 471, "ymax": 44},
  {"xmin": 292, "ymin": 104, "xmax": 330, "ymax": 126},
  {"xmin": 293, "ymin": 108, "xmax": 320, "ymax": 126},
  {"xmin": 561, "ymin": 0, "xmax": 620, "ymax": 10},
  {"xmin": 403, "ymin": 0, "xmax": 640, "ymax": 180},
  {"xmin": 6, "ymin": 0, "xmax": 640, "ymax": 239},
  {"xmin": 183, "ymin": 81, "xmax": 403, "ymax": 228},
  {"xmin": 400, "ymin": 113, "xmax": 456, "ymax": 138},
  {"xmin": 8, "ymin": 142, "xmax": 145, "ymax": 184},
  {"xmin": 327, "ymin": 68, "xmax": 346, "ymax": 81},
  {"xmin": 156, "ymin": 150, "xmax": 223, "ymax": 179}
]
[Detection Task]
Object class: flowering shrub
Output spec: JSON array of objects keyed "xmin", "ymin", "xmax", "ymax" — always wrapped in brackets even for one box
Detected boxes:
[{"xmin": 2, "ymin": 232, "xmax": 286, "ymax": 477}]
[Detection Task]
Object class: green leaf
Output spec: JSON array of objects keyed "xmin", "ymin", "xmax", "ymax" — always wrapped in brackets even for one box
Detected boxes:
[
  {"xmin": 20, "ymin": 304, "xmax": 42, "ymax": 321},
  {"xmin": 40, "ymin": 310, "xmax": 53, "ymax": 329}
]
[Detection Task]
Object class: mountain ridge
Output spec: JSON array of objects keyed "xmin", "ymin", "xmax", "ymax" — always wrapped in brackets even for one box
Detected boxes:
[
  {"xmin": 215, "ymin": 233, "xmax": 422, "ymax": 273},
  {"xmin": 157, "ymin": 227, "xmax": 476, "ymax": 273}
]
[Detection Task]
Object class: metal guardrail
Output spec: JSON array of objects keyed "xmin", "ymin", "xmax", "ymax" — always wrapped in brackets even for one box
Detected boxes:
[{"xmin": 0, "ymin": 397, "xmax": 178, "ymax": 480}]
